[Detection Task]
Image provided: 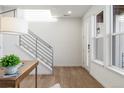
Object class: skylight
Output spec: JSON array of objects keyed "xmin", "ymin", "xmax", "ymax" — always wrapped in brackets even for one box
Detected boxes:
[{"xmin": 23, "ymin": 10, "xmax": 57, "ymax": 22}]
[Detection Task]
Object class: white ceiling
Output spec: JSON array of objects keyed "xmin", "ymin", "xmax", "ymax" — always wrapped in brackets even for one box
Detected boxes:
[{"xmin": 2, "ymin": 5, "xmax": 91, "ymax": 18}]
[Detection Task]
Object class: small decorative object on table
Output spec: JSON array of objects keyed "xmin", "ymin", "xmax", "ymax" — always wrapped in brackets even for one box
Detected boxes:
[{"xmin": 0, "ymin": 54, "xmax": 21, "ymax": 75}]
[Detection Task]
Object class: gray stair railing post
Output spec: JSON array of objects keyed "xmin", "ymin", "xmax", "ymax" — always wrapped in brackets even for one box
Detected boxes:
[
  {"xmin": 122, "ymin": 52, "xmax": 124, "ymax": 68},
  {"xmin": 52, "ymin": 48, "xmax": 54, "ymax": 74},
  {"xmin": 36, "ymin": 37, "xmax": 38, "ymax": 58},
  {"xmin": 19, "ymin": 35, "xmax": 21, "ymax": 46}
]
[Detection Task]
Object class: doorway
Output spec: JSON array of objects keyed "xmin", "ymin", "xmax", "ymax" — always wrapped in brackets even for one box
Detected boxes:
[{"xmin": 83, "ymin": 16, "xmax": 92, "ymax": 72}]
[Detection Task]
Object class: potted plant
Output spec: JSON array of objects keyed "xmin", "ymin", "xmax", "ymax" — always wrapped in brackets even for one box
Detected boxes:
[{"xmin": 0, "ymin": 54, "xmax": 21, "ymax": 75}]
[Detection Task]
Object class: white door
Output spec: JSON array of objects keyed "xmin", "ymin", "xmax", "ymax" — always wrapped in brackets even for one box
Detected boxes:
[{"xmin": 83, "ymin": 17, "xmax": 92, "ymax": 72}]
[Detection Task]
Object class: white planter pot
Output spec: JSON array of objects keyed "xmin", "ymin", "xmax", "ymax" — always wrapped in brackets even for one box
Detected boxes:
[{"xmin": 5, "ymin": 66, "xmax": 18, "ymax": 75}]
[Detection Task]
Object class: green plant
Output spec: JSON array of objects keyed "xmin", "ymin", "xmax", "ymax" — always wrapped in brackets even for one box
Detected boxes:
[{"xmin": 0, "ymin": 54, "xmax": 21, "ymax": 67}]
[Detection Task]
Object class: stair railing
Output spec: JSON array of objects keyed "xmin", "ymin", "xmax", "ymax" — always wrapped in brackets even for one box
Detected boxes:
[{"xmin": 19, "ymin": 30, "xmax": 54, "ymax": 74}]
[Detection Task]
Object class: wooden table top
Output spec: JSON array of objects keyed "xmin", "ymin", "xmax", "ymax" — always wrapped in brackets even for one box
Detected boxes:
[{"xmin": 0, "ymin": 60, "xmax": 38, "ymax": 81}]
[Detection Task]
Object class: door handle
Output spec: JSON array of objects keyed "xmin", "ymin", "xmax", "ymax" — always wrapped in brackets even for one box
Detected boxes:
[{"xmin": 88, "ymin": 44, "xmax": 90, "ymax": 49}]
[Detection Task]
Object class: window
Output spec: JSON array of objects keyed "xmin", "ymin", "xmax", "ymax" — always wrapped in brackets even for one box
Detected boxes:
[
  {"xmin": 93, "ymin": 11, "xmax": 104, "ymax": 62},
  {"xmin": 112, "ymin": 5, "xmax": 124, "ymax": 69}
]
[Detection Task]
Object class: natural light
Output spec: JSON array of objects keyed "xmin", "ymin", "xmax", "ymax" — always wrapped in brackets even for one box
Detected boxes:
[{"xmin": 23, "ymin": 10, "xmax": 58, "ymax": 22}]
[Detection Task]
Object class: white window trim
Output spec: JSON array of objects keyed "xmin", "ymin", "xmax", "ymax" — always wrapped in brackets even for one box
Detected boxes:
[
  {"xmin": 95, "ymin": 35, "xmax": 104, "ymax": 38},
  {"xmin": 107, "ymin": 66, "xmax": 124, "ymax": 76},
  {"xmin": 92, "ymin": 10, "xmax": 105, "ymax": 65},
  {"xmin": 93, "ymin": 59, "xmax": 104, "ymax": 66},
  {"xmin": 110, "ymin": 5, "xmax": 124, "ymax": 74},
  {"xmin": 110, "ymin": 5, "xmax": 113, "ymax": 68},
  {"xmin": 112, "ymin": 32, "xmax": 124, "ymax": 36}
]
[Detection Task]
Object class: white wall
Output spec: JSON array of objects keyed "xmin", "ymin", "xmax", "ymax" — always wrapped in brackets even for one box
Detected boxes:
[
  {"xmin": 0, "ymin": 7, "xmax": 3, "ymax": 57},
  {"xmin": 2, "ymin": 34, "xmax": 33, "ymax": 59},
  {"xmin": 29, "ymin": 18, "xmax": 82, "ymax": 66},
  {"xmin": 82, "ymin": 5, "xmax": 124, "ymax": 87}
]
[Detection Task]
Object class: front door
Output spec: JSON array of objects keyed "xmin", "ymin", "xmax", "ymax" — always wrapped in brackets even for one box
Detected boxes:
[{"xmin": 83, "ymin": 17, "xmax": 92, "ymax": 72}]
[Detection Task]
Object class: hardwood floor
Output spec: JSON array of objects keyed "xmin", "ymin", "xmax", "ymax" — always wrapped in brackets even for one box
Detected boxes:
[{"xmin": 20, "ymin": 67, "xmax": 103, "ymax": 88}]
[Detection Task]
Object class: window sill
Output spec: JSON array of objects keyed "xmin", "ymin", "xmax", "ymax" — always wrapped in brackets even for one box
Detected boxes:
[
  {"xmin": 107, "ymin": 66, "xmax": 124, "ymax": 76},
  {"xmin": 95, "ymin": 35, "xmax": 103, "ymax": 38},
  {"xmin": 92, "ymin": 60, "xmax": 104, "ymax": 67}
]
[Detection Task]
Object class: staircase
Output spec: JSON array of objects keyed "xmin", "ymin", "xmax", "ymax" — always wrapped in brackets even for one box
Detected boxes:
[
  {"xmin": 19, "ymin": 30, "xmax": 54, "ymax": 74},
  {"xmin": 0, "ymin": 9, "xmax": 54, "ymax": 74}
]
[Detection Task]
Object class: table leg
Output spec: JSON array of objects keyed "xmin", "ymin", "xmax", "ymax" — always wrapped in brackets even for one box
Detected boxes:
[
  {"xmin": 17, "ymin": 84, "xmax": 20, "ymax": 88},
  {"xmin": 14, "ymin": 83, "xmax": 20, "ymax": 88},
  {"xmin": 35, "ymin": 66, "xmax": 37, "ymax": 88}
]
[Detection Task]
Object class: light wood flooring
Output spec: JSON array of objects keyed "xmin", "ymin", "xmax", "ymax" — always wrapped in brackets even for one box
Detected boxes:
[{"xmin": 20, "ymin": 67, "xmax": 103, "ymax": 88}]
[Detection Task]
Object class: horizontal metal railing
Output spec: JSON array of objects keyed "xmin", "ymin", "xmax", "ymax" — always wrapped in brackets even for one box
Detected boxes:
[
  {"xmin": 19, "ymin": 30, "xmax": 54, "ymax": 74},
  {"xmin": 28, "ymin": 30, "xmax": 53, "ymax": 49}
]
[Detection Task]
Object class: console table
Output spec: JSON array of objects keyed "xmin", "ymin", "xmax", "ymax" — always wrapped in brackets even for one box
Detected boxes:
[{"xmin": 0, "ymin": 60, "xmax": 39, "ymax": 88}]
